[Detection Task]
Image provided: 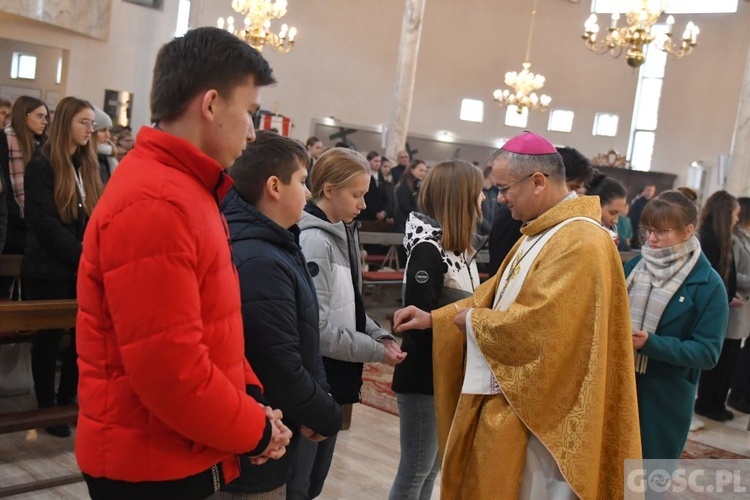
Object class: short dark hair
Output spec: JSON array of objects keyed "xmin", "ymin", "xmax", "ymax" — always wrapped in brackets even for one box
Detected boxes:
[
  {"xmin": 151, "ymin": 27, "xmax": 276, "ymax": 122},
  {"xmin": 586, "ymin": 172, "xmax": 627, "ymax": 205},
  {"xmin": 306, "ymin": 136, "xmax": 320, "ymax": 148},
  {"xmin": 556, "ymin": 146, "xmax": 593, "ymax": 184},
  {"xmin": 229, "ymin": 131, "xmax": 308, "ymax": 205}
]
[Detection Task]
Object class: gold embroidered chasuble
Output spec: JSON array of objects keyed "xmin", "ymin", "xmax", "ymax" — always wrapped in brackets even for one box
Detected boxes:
[{"xmin": 432, "ymin": 196, "xmax": 641, "ymax": 499}]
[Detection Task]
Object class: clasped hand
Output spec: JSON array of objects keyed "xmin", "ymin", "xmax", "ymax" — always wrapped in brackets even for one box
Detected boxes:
[{"xmin": 249, "ymin": 406, "xmax": 293, "ymax": 465}]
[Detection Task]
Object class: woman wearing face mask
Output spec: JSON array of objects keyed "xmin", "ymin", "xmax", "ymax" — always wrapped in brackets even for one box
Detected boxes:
[
  {"xmin": 22, "ymin": 96, "xmax": 103, "ymax": 437},
  {"xmin": 92, "ymin": 107, "xmax": 118, "ymax": 186},
  {"xmin": 624, "ymin": 190, "xmax": 729, "ymax": 458},
  {"xmin": 0, "ymin": 96, "xmax": 49, "ymax": 256}
]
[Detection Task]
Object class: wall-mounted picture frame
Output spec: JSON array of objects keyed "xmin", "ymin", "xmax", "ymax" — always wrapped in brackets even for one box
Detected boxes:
[{"xmin": 0, "ymin": 85, "xmax": 41, "ymax": 103}]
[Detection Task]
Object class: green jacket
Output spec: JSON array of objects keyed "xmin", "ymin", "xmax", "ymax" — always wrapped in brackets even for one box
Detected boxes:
[{"xmin": 624, "ymin": 252, "xmax": 729, "ymax": 459}]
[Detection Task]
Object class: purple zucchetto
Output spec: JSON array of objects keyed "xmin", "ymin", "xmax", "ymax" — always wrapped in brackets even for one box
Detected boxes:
[{"xmin": 501, "ymin": 131, "xmax": 557, "ymax": 155}]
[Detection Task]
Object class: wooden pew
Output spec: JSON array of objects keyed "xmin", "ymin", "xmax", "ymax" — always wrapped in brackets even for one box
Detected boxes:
[
  {"xmin": 0, "ymin": 298, "xmax": 81, "ymax": 496},
  {"xmin": 359, "ymin": 231, "xmax": 404, "ymax": 270}
]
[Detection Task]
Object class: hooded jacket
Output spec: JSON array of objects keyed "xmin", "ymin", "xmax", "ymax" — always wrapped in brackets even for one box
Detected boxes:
[
  {"xmin": 299, "ymin": 206, "xmax": 394, "ymax": 404},
  {"xmin": 392, "ymin": 212, "xmax": 479, "ymax": 394},
  {"xmin": 222, "ymin": 189, "xmax": 343, "ymax": 493}
]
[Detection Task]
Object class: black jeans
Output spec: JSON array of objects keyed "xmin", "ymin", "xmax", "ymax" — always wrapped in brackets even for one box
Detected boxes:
[
  {"xmin": 696, "ymin": 338, "xmax": 742, "ymax": 413},
  {"xmin": 24, "ymin": 277, "xmax": 77, "ymax": 408},
  {"xmin": 286, "ymin": 433, "xmax": 338, "ymax": 499},
  {"xmin": 730, "ymin": 338, "xmax": 750, "ymax": 402}
]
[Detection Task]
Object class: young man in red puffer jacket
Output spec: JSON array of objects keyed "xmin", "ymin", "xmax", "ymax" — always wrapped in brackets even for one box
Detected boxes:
[{"xmin": 75, "ymin": 27, "xmax": 292, "ymax": 500}]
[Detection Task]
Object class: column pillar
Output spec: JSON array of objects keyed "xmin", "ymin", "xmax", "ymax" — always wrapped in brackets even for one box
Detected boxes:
[
  {"xmin": 726, "ymin": 41, "xmax": 750, "ymax": 197},
  {"xmin": 384, "ymin": 0, "xmax": 427, "ymax": 160}
]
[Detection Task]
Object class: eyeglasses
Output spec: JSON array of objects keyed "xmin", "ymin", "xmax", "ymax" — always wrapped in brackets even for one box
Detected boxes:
[
  {"xmin": 27, "ymin": 112, "xmax": 48, "ymax": 122},
  {"xmin": 79, "ymin": 119, "xmax": 97, "ymax": 130},
  {"xmin": 251, "ymin": 109, "xmax": 262, "ymax": 128},
  {"xmin": 638, "ymin": 226, "xmax": 674, "ymax": 240},
  {"xmin": 497, "ymin": 172, "xmax": 550, "ymax": 197}
]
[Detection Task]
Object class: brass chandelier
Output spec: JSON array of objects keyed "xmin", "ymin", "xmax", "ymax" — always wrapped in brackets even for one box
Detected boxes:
[
  {"xmin": 217, "ymin": 0, "xmax": 297, "ymax": 53},
  {"xmin": 492, "ymin": 0, "xmax": 551, "ymax": 114},
  {"xmin": 582, "ymin": 0, "xmax": 698, "ymax": 68}
]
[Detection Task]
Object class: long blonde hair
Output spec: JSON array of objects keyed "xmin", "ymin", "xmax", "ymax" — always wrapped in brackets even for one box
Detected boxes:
[
  {"xmin": 42, "ymin": 97, "xmax": 102, "ymax": 223},
  {"xmin": 419, "ymin": 160, "xmax": 482, "ymax": 252},
  {"xmin": 309, "ymin": 148, "xmax": 370, "ymax": 200}
]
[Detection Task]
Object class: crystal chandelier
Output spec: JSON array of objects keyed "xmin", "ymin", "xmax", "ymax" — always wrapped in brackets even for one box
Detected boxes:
[
  {"xmin": 492, "ymin": 0, "xmax": 551, "ymax": 114},
  {"xmin": 217, "ymin": 0, "xmax": 297, "ymax": 53},
  {"xmin": 582, "ymin": 0, "xmax": 698, "ymax": 68}
]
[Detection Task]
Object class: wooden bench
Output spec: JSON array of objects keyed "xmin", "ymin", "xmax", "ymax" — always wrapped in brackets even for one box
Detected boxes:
[
  {"xmin": 359, "ymin": 232, "xmax": 404, "ymax": 270},
  {"xmin": 0, "ymin": 298, "xmax": 81, "ymax": 496},
  {"xmin": 362, "ymin": 271, "xmax": 404, "ymax": 286}
]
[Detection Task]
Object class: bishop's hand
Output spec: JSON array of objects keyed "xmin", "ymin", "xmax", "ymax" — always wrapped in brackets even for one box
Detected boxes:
[{"xmin": 393, "ymin": 306, "xmax": 432, "ymax": 333}]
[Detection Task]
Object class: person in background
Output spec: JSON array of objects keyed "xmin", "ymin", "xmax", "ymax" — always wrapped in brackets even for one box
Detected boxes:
[
  {"xmin": 728, "ymin": 197, "xmax": 750, "ymax": 414},
  {"xmin": 694, "ymin": 190, "xmax": 743, "ymax": 422},
  {"xmin": 305, "ymin": 136, "xmax": 323, "ymax": 190},
  {"xmin": 218, "ymin": 132, "xmax": 342, "ymax": 499},
  {"xmin": 1, "ymin": 96, "xmax": 49, "ymax": 256},
  {"xmin": 0, "ymin": 97, "xmax": 11, "ymax": 127},
  {"xmin": 586, "ymin": 172, "xmax": 627, "ymax": 245},
  {"xmin": 22, "ymin": 97, "xmax": 103, "ymax": 437},
  {"xmin": 487, "ymin": 145, "xmax": 593, "ymax": 275},
  {"xmin": 625, "ymin": 190, "xmax": 728, "ymax": 458},
  {"xmin": 617, "ymin": 202, "xmax": 633, "ymax": 251},
  {"xmin": 92, "ymin": 106, "xmax": 118, "ymax": 186},
  {"xmin": 394, "ymin": 159, "xmax": 427, "ymax": 234},
  {"xmin": 391, "ymin": 150, "xmax": 411, "ymax": 185},
  {"xmin": 112, "ymin": 125, "xmax": 134, "ymax": 162},
  {"xmin": 305, "ymin": 136, "xmax": 323, "ymax": 163},
  {"xmin": 358, "ymin": 151, "xmax": 390, "ymax": 222},
  {"xmin": 76, "ymin": 27, "xmax": 291, "ymax": 499},
  {"xmin": 381, "ymin": 156, "xmax": 396, "ymax": 225},
  {"xmin": 479, "ymin": 165, "xmax": 499, "ymax": 236},
  {"xmin": 0, "ymin": 97, "xmax": 10, "ymax": 253},
  {"xmin": 292, "ymin": 148, "xmax": 406, "ymax": 499},
  {"xmin": 389, "ymin": 160, "xmax": 483, "ymax": 500},
  {"xmin": 629, "ymin": 184, "xmax": 656, "ymax": 249}
]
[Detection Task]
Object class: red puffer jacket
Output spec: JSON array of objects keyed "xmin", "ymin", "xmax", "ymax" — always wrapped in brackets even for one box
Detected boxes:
[{"xmin": 76, "ymin": 126, "xmax": 268, "ymax": 483}]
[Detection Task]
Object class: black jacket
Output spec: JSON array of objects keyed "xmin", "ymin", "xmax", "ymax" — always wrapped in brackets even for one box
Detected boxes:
[
  {"xmin": 21, "ymin": 151, "xmax": 86, "ymax": 281},
  {"xmin": 394, "ymin": 180, "xmax": 418, "ymax": 233},
  {"xmin": 488, "ymin": 203, "xmax": 523, "ymax": 276},
  {"xmin": 222, "ymin": 188, "xmax": 343, "ymax": 494},
  {"xmin": 0, "ymin": 129, "xmax": 41, "ymax": 254},
  {"xmin": 391, "ymin": 214, "xmax": 474, "ymax": 394},
  {"xmin": 358, "ymin": 173, "xmax": 389, "ymax": 221},
  {"xmin": 0, "ymin": 165, "xmax": 7, "ymax": 255}
]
